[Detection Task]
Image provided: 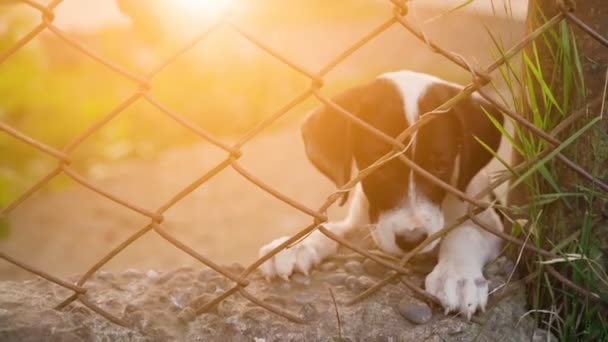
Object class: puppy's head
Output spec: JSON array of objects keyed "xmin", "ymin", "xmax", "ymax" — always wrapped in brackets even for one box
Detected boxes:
[{"xmin": 302, "ymin": 71, "xmax": 503, "ymax": 255}]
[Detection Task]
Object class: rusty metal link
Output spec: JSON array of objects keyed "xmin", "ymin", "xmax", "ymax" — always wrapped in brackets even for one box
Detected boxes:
[
  {"xmin": 390, "ymin": 0, "xmax": 409, "ymax": 16},
  {"xmin": 318, "ymin": 17, "xmax": 397, "ymax": 76},
  {"xmin": 0, "ymin": 122, "xmax": 71, "ymax": 163},
  {"xmin": 0, "ymin": 252, "xmax": 86, "ymax": 294},
  {"xmin": 226, "ymin": 21, "xmax": 324, "ymax": 86},
  {"xmin": 561, "ymin": 8, "xmax": 608, "ymax": 48},
  {"xmin": 1, "ymin": 0, "xmax": 606, "ymax": 329}
]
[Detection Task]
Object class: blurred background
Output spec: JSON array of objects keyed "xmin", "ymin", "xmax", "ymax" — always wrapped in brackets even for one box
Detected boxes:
[{"xmin": 0, "ymin": 0, "xmax": 527, "ymax": 280}]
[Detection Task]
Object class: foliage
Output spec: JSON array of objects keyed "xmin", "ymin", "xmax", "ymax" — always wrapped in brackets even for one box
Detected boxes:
[{"xmin": 487, "ymin": 2, "xmax": 608, "ymax": 340}]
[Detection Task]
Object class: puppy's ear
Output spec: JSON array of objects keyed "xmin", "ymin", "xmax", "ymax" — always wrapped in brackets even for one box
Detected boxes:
[
  {"xmin": 452, "ymin": 96, "xmax": 503, "ymax": 191},
  {"xmin": 301, "ymin": 87, "xmax": 364, "ymax": 205}
]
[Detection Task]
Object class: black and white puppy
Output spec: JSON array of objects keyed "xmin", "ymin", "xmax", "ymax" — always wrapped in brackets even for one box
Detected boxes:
[{"xmin": 259, "ymin": 70, "xmax": 504, "ymax": 319}]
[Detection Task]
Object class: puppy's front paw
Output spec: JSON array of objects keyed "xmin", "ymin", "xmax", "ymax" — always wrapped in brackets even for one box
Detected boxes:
[
  {"xmin": 425, "ymin": 262, "xmax": 489, "ymax": 320},
  {"xmin": 258, "ymin": 236, "xmax": 321, "ymax": 281}
]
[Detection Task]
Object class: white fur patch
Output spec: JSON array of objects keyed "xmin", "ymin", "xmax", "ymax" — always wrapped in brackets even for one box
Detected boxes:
[
  {"xmin": 259, "ymin": 184, "xmax": 370, "ymax": 280},
  {"xmin": 372, "ymin": 198, "xmax": 444, "ymax": 255},
  {"xmin": 379, "ymin": 70, "xmax": 459, "ymax": 125},
  {"xmin": 425, "ymin": 170, "xmax": 504, "ymax": 320}
]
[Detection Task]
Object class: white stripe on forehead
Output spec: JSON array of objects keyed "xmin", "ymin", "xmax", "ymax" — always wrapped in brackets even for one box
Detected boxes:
[
  {"xmin": 378, "ymin": 70, "xmax": 465, "ymax": 204},
  {"xmin": 378, "ymin": 70, "xmax": 464, "ymax": 125}
]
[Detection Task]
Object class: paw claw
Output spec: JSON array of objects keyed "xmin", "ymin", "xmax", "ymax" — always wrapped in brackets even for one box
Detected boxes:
[
  {"xmin": 426, "ymin": 262, "xmax": 489, "ymax": 320},
  {"xmin": 258, "ymin": 236, "xmax": 323, "ymax": 281}
]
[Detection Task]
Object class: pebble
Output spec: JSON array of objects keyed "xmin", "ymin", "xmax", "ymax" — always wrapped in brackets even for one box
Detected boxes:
[
  {"xmin": 197, "ymin": 270, "xmax": 213, "ymax": 283},
  {"xmin": 175, "ymin": 266, "xmax": 195, "ymax": 274},
  {"xmin": 146, "ymin": 270, "xmax": 159, "ymax": 280},
  {"xmin": 100, "ymin": 298, "xmax": 121, "ymax": 311},
  {"xmin": 70, "ymin": 310, "xmax": 88, "ymax": 326},
  {"xmin": 319, "ymin": 272, "xmax": 348, "ymax": 286},
  {"xmin": 343, "ymin": 260, "xmax": 364, "ymax": 275},
  {"xmin": 188, "ymin": 283, "xmax": 207, "ymax": 297},
  {"xmin": 278, "ymin": 282, "xmax": 292, "ymax": 292},
  {"xmin": 291, "ymin": 273, "xmax": 311, "ymax": 286},
  {"xmin": 121, "ymin": 269, "xmax": 143, "ymax": 280},
  {"xmin": 217, "ymin": 299, "xmax": 234, "ymax": 317},
  {"xmin": 320, "ymin": 261, "xmax": 338, "ymax": 272},
  {"xmin": 125, "ymin": 310, "xmax": 146, "ymax": 327},
  {"xmin": 358, "ymin": 276, "xmax": 375, "ymax": 291},
  {"xmin": 397, "ymin": 298, "xmax": 432, "ymax": 325},
  {"xmin": 208, "ymin": 276, "xmax": 231, "ymax": 290},
  {"xmin": 332, "ymin": 337, "xmax": 354, "ymax": 342},
  {"xmin": 155, "ymin": 294, "xmax": 170, "ymax": 306},
  {"xmin": 170, "ymin": 293, "xmax": 191, "ymax": 309},
  {"xmin": 363, "ymin": 259, "xmax": 388, "ymax": 278},
  {"xmin": 532, "ymin": 328, "xmax": 558, "ymax": 342},
  {"xmin": 242, "ymin": 307, "xmax": 268, "ymax": 321},
  {"xmin": 171, "ymin": 274, "xmax": 194, "ymax": 286},
  {"xmin": 177, "ymin": 307, "xmax": 196, "ymax": 324},
  {"xmin": 95, "ymin": 271, "xmax": 115, "ymax": 282},
  {"xmin": 485, "ymin": 256, "xmax": 514, "ymax": 277},
  {"xmin": 203, "ymin": 282, "xmax": 217, "ymax": 294},
  {"xmin": 294, "ymin": 292, "xmax": 319, "ymax": 305},
  {"xmin": 156, "ymin": 268, "xmax": 183, "ymax": 285},
  {"xmin": 123, "ymin": 303, "xmax": 139, "ymax": 315},
  {"xmin": 227, "ymin": 263, "xmax": 245, "ymax": 274},
  {"xmin": 344, "ymin": 275, "xmax": 374, "ymax": 292},
  {"xmin": 299, "ymin": 303, "xmax": 319, "ymax": 322},
  {"xmin": 69, "ymin": 305, "xmax": 92, "ymax": 317},
  {"xmin": 345, "ymin": 275, "xmax": 361, "ymax": 292}
]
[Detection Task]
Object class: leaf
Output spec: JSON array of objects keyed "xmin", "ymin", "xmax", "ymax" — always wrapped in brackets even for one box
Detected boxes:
[
  {"xmin": 482, "ymin": 106, "xmax": 525, "ymax": 155},
  {"xmin": 509, "ymin": 116, "xmax": 601, "ymax": 191}
]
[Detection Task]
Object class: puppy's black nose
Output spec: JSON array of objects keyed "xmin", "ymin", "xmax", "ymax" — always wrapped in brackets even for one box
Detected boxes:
[{"xmin": 395, "ymin": 229, "xmax": 427, "ymax": 251}]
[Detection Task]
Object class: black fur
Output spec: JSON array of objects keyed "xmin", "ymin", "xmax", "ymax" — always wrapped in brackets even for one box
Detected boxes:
[{"xmin": 301, "ymin": 74, "xmax": 503, "ymax": 223}]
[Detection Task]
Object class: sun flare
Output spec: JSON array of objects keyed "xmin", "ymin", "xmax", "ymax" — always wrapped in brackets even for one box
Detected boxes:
[{"xmin": 173, "ymin": 0, "xmax": 233, "ymax": 19}]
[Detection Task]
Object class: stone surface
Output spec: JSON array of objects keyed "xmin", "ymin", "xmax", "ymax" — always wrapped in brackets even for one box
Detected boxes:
[
  {"xmin": 320, "ymin": 261, "xmax": 338, "ymax": 272},
  {"xmin": 531, "ymin": 328, "xmax": 558, "ymax": 342},
  {"xmin": 319, "ymin": 272, "xmax": 348, "ymax": 286},
  {"xmin": 291, "ymin": 273, "xmax": 311, "ymax": 286},
  {"xmin": 0, "ymin": 254, "xmax": 534, "ymax": 341},
  {"xmin": 363, "ymin": 259, "xmax": 389, "ymax": 278},
  {"xmin": 397, "ymin": 298, "xmax": 433, "ymax": 324},
  {"xmin": 343, "ymin": 260, "xmax": 364, "ymax": 275}
]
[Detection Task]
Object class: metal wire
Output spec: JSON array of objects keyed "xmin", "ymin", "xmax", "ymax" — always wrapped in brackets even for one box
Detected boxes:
[{"xmin": 0, "ymin": 0, "xmax": 606, "ymax": 327}]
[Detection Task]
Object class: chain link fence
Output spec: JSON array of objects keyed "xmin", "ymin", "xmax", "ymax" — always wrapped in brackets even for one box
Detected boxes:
[{"xmin": 1, "ymin": 0, "xmax": 607, "ymax": 328}]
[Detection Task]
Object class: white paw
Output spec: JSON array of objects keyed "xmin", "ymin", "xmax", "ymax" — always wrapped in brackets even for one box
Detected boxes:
[
  {"xmin": 258, "ymin": 236, "xmax": 321, "ymax": 281},
  {"xmin": 425, "ymin": 261, "xmax": 489, "ymax": 320}
]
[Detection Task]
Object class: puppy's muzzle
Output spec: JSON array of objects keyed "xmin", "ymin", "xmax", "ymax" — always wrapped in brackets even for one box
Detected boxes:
[{"xmin": 395, "ymin": 228, "xmax": 428, "ymax": 251}]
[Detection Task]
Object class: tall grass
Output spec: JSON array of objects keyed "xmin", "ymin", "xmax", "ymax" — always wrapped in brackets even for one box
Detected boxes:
[{"xmin": 486, "ymin": 1, "xmax": 608, "ymax": 340}]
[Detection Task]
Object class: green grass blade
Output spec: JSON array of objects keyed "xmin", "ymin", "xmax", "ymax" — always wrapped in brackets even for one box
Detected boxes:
[{"xmin": 509, "ymin": 116, "xmax": 601, "ymax": 191}]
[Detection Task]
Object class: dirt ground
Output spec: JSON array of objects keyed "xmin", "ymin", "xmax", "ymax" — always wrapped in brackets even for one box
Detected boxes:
[
  {"xmin": 1, "ymin": 116, "xmax": 513, "ymax": 282},
  {"xmin": 1, "ymin": 124, "xmax": 352, "ymax": 280},
  {"xmin": 1, "ymin": 6, "xmax": 522, "ymax": 281}
]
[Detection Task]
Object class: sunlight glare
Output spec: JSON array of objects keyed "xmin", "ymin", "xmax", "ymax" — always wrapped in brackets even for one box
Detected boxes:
[{"xmin": 173, "ymin": 0, "xmax": 233, "ymax": 19}]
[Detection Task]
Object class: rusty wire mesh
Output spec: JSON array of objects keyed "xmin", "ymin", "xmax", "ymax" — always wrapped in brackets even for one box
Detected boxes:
[{"xmin": 1, "ymin": 0, "xmax": 607, "ymax": 327}]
